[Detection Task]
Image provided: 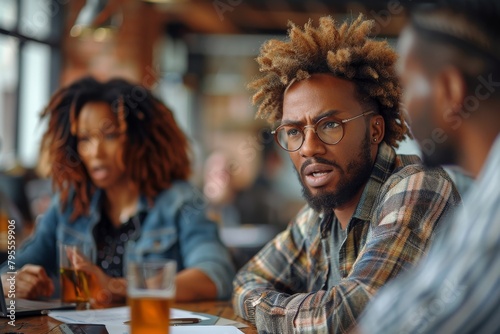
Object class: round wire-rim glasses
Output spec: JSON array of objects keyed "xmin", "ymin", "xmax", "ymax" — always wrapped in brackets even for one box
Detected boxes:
[{"xmin": 271, "ymin": 110, "xmax": 375, "ymax": 152}]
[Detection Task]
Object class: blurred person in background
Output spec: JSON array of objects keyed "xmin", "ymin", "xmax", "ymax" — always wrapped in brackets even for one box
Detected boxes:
[
  {"xmin": 203, "ymin": 142, "xmax": 286, "ymax": 270},
  {"xmin": 203, "ymin": 139, "xmax": 285, "ymax": 227},
  {"xmin": 358, "ymin": 0, "xmax": 500, "ymax": 332},
  {"xmin": 232, "ymin": 15, "xmax": 462, "ymax": 333},
  {"xmin": 0, "ymin": 76, "xmax": 235, "ymax": 305}
]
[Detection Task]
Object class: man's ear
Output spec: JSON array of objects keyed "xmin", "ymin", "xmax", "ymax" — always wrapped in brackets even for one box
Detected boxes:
[
  {"xmin": 438, "ymin": 65, "xmax": 467, "ymax": 119},
  {"xmin": 370, "ymin": 114, "xmax": 385, "ymax": 145}
]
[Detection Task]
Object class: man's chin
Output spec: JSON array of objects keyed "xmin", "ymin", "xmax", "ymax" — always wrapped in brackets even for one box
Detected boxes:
[
  {"xmin": 305, "ymin": 186, "xmax": 328, "ymax": 197},
  {"xmin": 303, "ymin": 188, "xmax": 343, "ymax": 212}
]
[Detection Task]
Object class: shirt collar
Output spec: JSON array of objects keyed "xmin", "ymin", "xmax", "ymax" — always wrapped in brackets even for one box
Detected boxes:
[
  {"xmin": 475, "ymin": 133, "xmax": 500, "ymax": 184},
  {"xmin": 318, "ymin": 142, "xmax": 398, "ymax": 236},
  {"xmin": 90, "ymin": 188, "xmax": 150, "ymax": 215},
  {"xmin": 352, "ymin": 142, "xmax": 397, "ymax": 222}
]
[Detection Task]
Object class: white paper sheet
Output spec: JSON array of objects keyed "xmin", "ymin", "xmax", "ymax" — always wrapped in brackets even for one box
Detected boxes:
[
  {"xmin": 49, "ymin": 306, "xmax": 247, "ymax": 331},
  {"xmin": 171, "ymin": 308, "xmax": 209, "ymax": 320},
  {"xmin": 49, "ymin": 306, "xmax": 130, "ymax": 325},
  {"xmin": 48, "ymin": 306, "xmax": 210, "ymax": 325},
  {"xmin": 105, "ymin": 325, "xmax": 244, "ymax": 334},
  {"xmin": 215, "ymin": 316, "xmax": 249, "ymax": 328}
]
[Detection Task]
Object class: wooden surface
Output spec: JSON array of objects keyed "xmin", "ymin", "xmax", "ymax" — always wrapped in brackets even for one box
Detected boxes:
[{"xmin": 0, "ymin": 300, "xmax": 257, "ymax": 334}]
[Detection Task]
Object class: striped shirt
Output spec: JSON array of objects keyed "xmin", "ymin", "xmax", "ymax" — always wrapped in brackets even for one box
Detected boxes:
[
  {"xmin": 232, "ymin": 142, "xmax": 461, "ymax": 333},
  {"xmin": 359, "ymin": 135, "xmax": 500, "ymax": 334}
]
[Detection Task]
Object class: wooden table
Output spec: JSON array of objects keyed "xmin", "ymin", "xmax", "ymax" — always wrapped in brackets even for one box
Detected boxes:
[{"xmin": 0, "ymin": 300, "xmax": 257, "ymax": 334}]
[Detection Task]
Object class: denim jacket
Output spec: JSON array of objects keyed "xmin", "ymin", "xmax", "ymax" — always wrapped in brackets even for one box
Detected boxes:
[{"xmin": 3, "ymin": 180, "xmax": 235, "ymax": 299}]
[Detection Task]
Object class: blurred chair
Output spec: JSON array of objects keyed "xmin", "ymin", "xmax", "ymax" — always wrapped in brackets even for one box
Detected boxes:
[
  {"xmin": 220, "ymin": 224, "xmax": 282, "ymax": 270},
  {"xmin": 0, "ymin": 190, "xmax": 24, "ymax": 263}
]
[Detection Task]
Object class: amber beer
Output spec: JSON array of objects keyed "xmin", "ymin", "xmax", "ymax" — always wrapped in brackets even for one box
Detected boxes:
[
  {"xmin": 129, "ymin": 296, "xmax": 171, "ymax": 334},
  {"xmin": 60, "ymin": 267, "xmax": 91, "ymax": 303},
  {"xmin": 126, "ymin": 257, "xmax": 176, "ymax": 334},
  {"xmin": 59, "ymin": 242, "xmax": 95, "ymax": 309}
]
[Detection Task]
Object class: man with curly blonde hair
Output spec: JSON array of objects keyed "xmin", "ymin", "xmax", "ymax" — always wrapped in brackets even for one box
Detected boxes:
[{"xmin": 232, "ymin": 15, "xmax": 461, "ymax": 333}]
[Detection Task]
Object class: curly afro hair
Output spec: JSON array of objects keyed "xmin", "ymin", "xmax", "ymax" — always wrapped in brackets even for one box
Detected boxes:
[
  {"xmin": 41, "ymin": 76, "xmax": 191, "ymax": 221},
  {"xmin": 249, "ymin": 14, "xmax": 409, "ymax": 148}
]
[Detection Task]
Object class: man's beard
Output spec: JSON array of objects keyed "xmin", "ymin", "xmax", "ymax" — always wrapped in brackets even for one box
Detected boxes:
[
  {"xmin": 410, "ymin": 105, "xmax": 459, "ymax": 168},
  {"xmin": 296, "ymin": 133, "xmax": 374, "ymax": 213}
]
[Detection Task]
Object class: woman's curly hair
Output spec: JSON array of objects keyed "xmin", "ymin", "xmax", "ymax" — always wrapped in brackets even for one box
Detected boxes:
[
  {"xmin": 249, "ymin": 14, "xmax": 409, "ymax": 148},
  {"xmin": 41, "ymin": 76, "xmax": 191, "ymax": 221}
]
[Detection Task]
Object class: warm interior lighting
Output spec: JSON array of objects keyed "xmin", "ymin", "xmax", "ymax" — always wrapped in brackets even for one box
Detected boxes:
[
  {"xmin": 70, "ymin": 24, "xmax": 117, "ymax": 41},
  {"xmin": 142, "ymin": 0, "xmax": 188, "ymax": 3}
]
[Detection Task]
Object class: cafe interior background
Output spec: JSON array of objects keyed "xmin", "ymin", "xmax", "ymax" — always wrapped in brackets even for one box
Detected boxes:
[{"xmin": 0, "ymin": 0, "xmax": 423, "ymax": 267}]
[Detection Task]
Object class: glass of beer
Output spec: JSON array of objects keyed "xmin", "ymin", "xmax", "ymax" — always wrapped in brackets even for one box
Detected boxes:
[
  {"xmin": 127, "ymin": 258, "xmax": 176, "ymax": 334},
  {"xmin": 59, "ymin": 242, "xmax": 95, "ymax": 309}
]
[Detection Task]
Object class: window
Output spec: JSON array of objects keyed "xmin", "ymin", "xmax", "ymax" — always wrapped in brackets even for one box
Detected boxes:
[
  {"xmin": 0, "ymin": 0, "xmax": 62, "ymax": 168},
  {"xmin": 0, "ymin": 35, "xmax": 18, "ymax": 167}
]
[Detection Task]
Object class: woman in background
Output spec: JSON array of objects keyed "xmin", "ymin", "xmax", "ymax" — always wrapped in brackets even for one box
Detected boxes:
[{"xmin": 1, "ymin": 76, "xmax": 235, "ymax": 305}]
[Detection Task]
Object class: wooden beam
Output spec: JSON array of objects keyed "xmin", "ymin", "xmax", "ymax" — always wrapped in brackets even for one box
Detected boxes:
[
  {"xmin": 226, "ymin": 3, "xmax": 348, "ymax": 32},
  {"xmin": 156, "ymin": 0, "xmax": 240, "ymax": 34}
]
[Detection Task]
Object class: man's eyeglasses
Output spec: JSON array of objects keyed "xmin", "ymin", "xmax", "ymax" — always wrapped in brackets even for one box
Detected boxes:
[{"xmin": 271, "ymin": 110, "xmax": 375, "ymax": 152}]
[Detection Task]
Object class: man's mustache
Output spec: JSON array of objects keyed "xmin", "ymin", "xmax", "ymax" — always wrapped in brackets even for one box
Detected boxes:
[{"xmin": 300, "ymin": 157, "xmax": 340, "ymax": 175}]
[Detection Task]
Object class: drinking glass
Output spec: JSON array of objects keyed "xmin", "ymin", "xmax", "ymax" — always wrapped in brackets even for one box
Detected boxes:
[
  {"xmin": 59, "ymin": 242, "xmax": 95, "ymax": 309},
  {"xmin": 126, "ymin": 244, "xmax": 176, "ymax": 334}
]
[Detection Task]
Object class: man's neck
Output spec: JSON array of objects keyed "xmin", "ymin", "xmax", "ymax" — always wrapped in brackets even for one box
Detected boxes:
[
  {"xmin": 333, "ymin": 186, "xmax": 365, "ymax": 230},
  {"xmin": 458, "ymin": 125, "xmax": 499, "ymax": 178}
]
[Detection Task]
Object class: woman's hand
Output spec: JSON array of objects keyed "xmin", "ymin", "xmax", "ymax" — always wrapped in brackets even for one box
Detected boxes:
[
  {"xmin": 2, "ymin": 264, "xmax": 54, "ymax": 299},
  {"xmin": 69, "ymin": 249, "xmax": 127, "ymax": 307}
]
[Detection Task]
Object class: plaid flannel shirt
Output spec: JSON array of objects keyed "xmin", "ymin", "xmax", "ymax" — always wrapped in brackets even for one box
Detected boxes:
[
  {"xmin": 359, "ymin": 135, "xmax": 500, "ymax": 334},
  {"xmin": 232, "ymin": 143, "xmax": 462, "ymax": 333}
]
